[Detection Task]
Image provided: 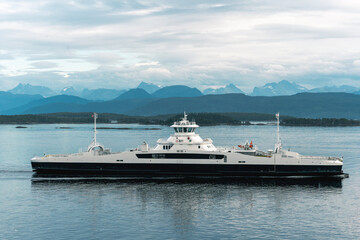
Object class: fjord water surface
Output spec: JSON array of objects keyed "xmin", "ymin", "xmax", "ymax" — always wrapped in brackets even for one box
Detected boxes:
[{"xmin": 0, "ymin": 124, "xmax": 359, "ymax": 239}]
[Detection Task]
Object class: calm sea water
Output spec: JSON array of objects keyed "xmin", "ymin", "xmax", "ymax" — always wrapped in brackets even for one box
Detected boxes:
[{"xmin": 0, "ymin": 124, "xmax": 359, "ymax": 239}]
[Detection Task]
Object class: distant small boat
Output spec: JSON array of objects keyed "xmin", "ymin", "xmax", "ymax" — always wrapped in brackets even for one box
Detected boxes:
[{"xmin": 31, "ymin": 112, "xmax": 346, "ymax": 177}]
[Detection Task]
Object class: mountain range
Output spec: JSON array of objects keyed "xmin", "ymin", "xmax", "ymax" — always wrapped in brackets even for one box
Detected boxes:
[
  {"xmin": 0, "ymin": 85, "xmax": 203, "ymax": 114},
  {"xmin": 2, "ymin": 81, "xmax": 360, "ymax": 119},
  {"xmin": 7, "ymin": 81, "xmax": 360, "ymax": 101},
  {"xmin": 2, "ymin": 91, "xmax": 360, "ymax": 119},
  {"xmin": 129, "ymin": 92, "xmax": 360, "ymax": 118}
]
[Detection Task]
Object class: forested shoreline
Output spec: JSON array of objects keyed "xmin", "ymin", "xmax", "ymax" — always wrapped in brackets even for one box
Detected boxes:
[{"xmin": 0, "ymin": 112, "xmax": 359, "ymax": 126}]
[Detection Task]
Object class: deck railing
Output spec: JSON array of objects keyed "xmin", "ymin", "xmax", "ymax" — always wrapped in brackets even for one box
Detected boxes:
[{"xmin": 301, "ymin": 155, "xmax": 343, "ymax": 162}]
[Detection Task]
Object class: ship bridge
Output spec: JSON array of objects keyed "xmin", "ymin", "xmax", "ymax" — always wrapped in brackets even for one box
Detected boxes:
[
  {"xmin": 170, "ymin": 112, "xmax": 199, "ymax": 134},
  {"xmin": 153, "ymin": 112, "xmax": 216, "ymax": 152}
]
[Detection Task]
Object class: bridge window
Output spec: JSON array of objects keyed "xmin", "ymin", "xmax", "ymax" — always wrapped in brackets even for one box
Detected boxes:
[{"xmin": 137, "ymin": 153, "xmax": 225, "ymax": 159}]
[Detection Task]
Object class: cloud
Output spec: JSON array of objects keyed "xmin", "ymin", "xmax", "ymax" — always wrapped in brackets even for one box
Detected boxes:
[
  {"xmin": 86, "ymin": 52, "xmax": 122, "ymax": 64},
  {"xmin": 28, "ymin": 51, "xmax": 78, "ymax": 61},
  {"xmin": 262, "ymin": 64, "xmax": 286, "ymax": 75},
  {"xmin": 114, "ymin": 6, "xmax": 171, "ymax": 16},
  {"xmin": 141, "ymin": 67, "xmax": 172, "ymax": 79},
  {"xmin": 314, "ymin": 60, "xmax": 345, "ymax": 74},
  {"xmin": 353, "ymin": 60, "xmax": 360, "ymax": 67},
  {"xmin": 31, "ymin": 61, "xmax": 58, "ymax": 69},
  {"xmin": 1, "ymin": 0, "xmax": 360, "ymax": 91},
  {"xmin": 0, "ymin": 51, "xmax": 14, "ymax": 60},
  {"xmin": 135, "ymin": 61, "xmax": 159, "ymax": 67}
]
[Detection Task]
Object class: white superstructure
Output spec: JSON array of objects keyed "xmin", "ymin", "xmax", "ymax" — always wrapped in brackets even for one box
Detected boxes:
[{"xmin": 154, "ymin": 112, "xmax": 216, "ymax": 152}]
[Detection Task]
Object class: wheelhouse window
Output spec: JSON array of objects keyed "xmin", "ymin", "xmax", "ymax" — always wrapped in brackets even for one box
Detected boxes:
[
  {"xmin": 174, "ymin": 127, "xmax": 196, "ymax": 133},
  {"xmin": 137, "ymin": 153, "xmax": 225, "ymax": 159}
]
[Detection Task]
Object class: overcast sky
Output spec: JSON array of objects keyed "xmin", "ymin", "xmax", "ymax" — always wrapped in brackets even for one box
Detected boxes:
[{"xmin": 1, "ymin": 0, "xmax": 360, "ymax": 93}]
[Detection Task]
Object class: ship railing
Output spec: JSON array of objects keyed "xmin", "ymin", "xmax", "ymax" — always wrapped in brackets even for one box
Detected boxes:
[
  {"xmin": 72, "ymin": 153, "xmax": 85, "ymax": 156},
  {"xmin": 216, "ymin": 146, "xmax": 226, "ymax": 150},
  {"xmin": 126, "ymin": 147, "xmax": 142, "ymax": 152},
  {"xmin": 45, "ymin": 154, "xmax": 71, "ymax": 158},
  {"xmin": 301, "ymin": 155, "xmax": 343, "ymax": 162},
  {"xmin": 216, "ymin": 147, "xmax": 232, "ymax": 152},
  {"xmin": 203, "ymin": 138, "xmax": 213, "ymax": 143},
  {"xmin": 173, "ymin": 121, "xmax": 197, "ymax": 125}
]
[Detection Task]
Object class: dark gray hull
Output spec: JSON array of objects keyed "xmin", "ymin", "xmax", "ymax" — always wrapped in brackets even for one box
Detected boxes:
[{"xmin": 31, "ymin": 162, "xmax": 343, "ymax": 177}]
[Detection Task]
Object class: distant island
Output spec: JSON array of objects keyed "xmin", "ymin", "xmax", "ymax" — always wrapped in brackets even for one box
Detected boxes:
[{"xmin": 1, "ymin": 112, "xmax": 359, "ymax": 127}]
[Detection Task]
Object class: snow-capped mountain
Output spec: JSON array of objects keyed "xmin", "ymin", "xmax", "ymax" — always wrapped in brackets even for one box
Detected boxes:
[
  {"xmin": 60, "ymin": 87, "xmax": 79, "ymax": 96},
  {"xmin": 9, "ymin": 83, "xmax": 56, "ymax": 97},
  {"xmin": 251, "ymin": 80, "xmax": 308, "ymax": 96},
  {"xmin": 203, "ymin": 83, "xmax": 245, "ymax": 95}
]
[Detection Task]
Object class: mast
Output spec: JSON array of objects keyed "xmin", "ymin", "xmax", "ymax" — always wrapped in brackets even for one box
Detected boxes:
[
  {"xmin": 274, "ymin": 112, "xmax": 282, "ymax": 153},
  {"xmin": 87, "ymin": 112, "xmax": 101, "ymax": 152},
  {"xmin": 93, "ymin": 112, "xmax": 98, "ymax": 144},
  {"xmin": 276, "ymin": 112, "xmax": 280, "ymax": 145}
]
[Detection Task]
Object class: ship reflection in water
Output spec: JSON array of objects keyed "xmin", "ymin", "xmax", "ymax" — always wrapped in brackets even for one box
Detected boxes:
[
  {"xmin": 31, "ymin": 175, "xmax": 344, "ymax": 239},
  {"xmin": 31, "ymin": 174, "xmax": 345, "ymax": 188}
]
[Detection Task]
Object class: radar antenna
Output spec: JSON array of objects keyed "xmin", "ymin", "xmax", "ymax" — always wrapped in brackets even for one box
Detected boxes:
[{"xmin": 183, "ymin": 111, "xmax": 188, "ymax": 120}]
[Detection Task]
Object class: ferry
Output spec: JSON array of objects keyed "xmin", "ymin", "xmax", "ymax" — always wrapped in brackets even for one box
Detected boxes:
[{"xmin": 31, "ymin": 113, "xmax": 345, "ymax": 177}]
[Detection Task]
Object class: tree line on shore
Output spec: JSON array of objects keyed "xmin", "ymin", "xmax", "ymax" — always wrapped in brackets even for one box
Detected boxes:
[
  {"xmin": 0, "ymin": 112, "xmax": 359, "ymax": 126},
  {"xmin": 281, "ymin": 117, "xmax": 360, "ymax": 126}
]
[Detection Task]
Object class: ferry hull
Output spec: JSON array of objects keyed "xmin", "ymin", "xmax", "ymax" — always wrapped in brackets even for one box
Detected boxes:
[{"xmin": 31, "ymin": 162, "xmax": 343, "ymax": 177}]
